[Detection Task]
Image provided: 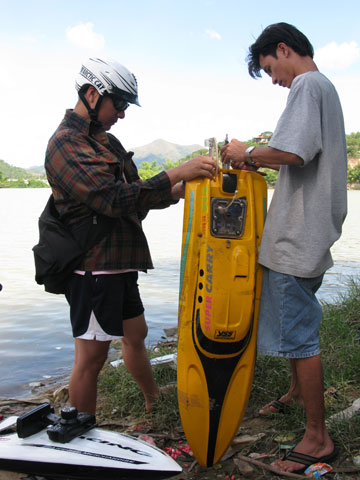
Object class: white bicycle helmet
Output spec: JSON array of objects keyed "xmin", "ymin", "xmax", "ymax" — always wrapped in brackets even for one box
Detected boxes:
[{"xmin": 75, "ymin": 57, "xmax": 140, "ymax": 121}]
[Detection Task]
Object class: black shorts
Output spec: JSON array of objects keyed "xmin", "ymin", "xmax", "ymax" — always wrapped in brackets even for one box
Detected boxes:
[{"xmin": 65, "ymin": 272, "xmax": 144, "ymax": 338}]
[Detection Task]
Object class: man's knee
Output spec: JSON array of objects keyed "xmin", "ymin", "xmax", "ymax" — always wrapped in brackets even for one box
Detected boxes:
[{"xmin": 122, "ymin": 314, "xmax": 148, "ymax": 347}]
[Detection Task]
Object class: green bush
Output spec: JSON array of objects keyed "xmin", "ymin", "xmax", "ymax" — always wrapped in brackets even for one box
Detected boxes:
[
  {"xmin": 348, "ymin": 164, "xmax": 360, "ymax": 183},
  {"xmin": 261, "ymin": 168, "xmax": 278, "ymax": 185}
]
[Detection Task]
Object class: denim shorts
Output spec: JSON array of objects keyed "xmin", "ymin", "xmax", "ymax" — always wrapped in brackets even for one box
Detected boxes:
[{"xmin": 257, "ymin": 268, "xmax": 324, "ymax": 358}]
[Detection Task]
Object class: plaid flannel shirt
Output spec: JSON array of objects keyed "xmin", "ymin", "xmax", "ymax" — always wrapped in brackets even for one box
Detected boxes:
[{"xmin": 45, "ymin": 109, "xmax": 177, "ymax": 271}]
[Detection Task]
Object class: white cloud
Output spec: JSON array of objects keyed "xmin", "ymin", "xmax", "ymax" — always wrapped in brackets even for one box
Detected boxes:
[
  {"xmin": 315, "ymin": 41, "xmax": 360, "ymax": 70},
  {"xmin": 66, "ymin": 22, "xmax": 105, "ymax": 51},
  {"xmin": 205, "ymin": 29, "xmax": 221, "ymax": 40}
]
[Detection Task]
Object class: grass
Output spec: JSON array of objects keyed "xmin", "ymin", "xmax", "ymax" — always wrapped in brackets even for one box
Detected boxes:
[
  {"xmin": 98, "ymin": 278, "xmax": 360, "ymax": 456},
  {"xmin": 248, "ymin": 278, "xmax": 360, "ymax": 457},
  {"xmin": 98, "ymin": 343, "xmax": 178, "ymax": 430}
]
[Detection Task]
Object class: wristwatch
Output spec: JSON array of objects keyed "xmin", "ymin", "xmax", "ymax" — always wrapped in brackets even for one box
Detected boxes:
[{"xmin": 245, "ymin": 146, "xmax": 256, "ymax": 166}]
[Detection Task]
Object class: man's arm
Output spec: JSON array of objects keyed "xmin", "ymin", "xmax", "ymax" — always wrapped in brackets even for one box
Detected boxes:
[
  {"xmin": 47, "ymin": 134, "xmax": 216, "ymax": 216},
  {"xmin": 135, "ymin": 155, "xmax": 217, "ymax": 206},
  {"xmin": 221, "ymin": 139, "xmax": 303, "ymax": 171}
]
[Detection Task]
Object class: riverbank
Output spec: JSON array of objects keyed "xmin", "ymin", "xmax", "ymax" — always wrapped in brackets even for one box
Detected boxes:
[{"xmin": 1, "ymin": 281, "xmax": 360, "ymax": 479}]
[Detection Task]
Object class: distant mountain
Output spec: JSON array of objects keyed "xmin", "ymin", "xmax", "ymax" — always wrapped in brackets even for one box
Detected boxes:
[
  {"xmin": 27, "ymin": 165, "xmax": 45, "ymax": 175},
  {"xmin": 0, "ymin": 160, "xmax": 33, "ymax": 179},
  {"xmin": 130, "ymin": 139, "xmax": 203, "ymax": 166},
  {"xmin": 0, "ymin": 160, "xmax": 47, "ymax": 179},
  {"xmin": 3, "ymin": 139, "xmax": 204, "ymax": 175}
]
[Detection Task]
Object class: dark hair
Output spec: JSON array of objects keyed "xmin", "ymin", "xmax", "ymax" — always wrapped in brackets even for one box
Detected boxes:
[{"xmin": 247, "ymin": 22, "xmax": 314, "ymax": 78}]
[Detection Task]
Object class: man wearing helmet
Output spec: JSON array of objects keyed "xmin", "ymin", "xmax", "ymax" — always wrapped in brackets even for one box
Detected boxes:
[{"xmin": 45, "ymin": 58, "xmax": 216, "ymax": 415}]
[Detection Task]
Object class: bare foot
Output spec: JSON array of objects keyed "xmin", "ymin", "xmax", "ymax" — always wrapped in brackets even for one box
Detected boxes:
[
  {"xmin": 159, "ymin": 382, "xmax": 177, "ymax": 395},
  {"xmin": 145, "ymin": 383, "xmax": 176, "ymax": 411},
  {"xmin": 144, "ymin": 386, "xmax": 160, "ymax": 412}
]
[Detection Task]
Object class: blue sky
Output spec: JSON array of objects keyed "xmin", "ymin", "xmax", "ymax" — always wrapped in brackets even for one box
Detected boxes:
[{"xmin": 1, "ymin": 0, "xmax": 360, "ymax": 167}]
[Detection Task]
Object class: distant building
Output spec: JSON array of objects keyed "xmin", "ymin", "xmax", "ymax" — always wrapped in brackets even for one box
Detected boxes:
[{"xmin": 252, "ymin": 132, "xmax": 272, "ymax": 144}]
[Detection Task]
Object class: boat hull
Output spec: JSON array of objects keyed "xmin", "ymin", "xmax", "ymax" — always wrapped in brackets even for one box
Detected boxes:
[{"xmin": 177, "ymin": 170, "xmax": 267, "ymax": 467}]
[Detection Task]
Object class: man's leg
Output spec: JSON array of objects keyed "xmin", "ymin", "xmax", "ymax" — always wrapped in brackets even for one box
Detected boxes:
[
  {"xmin": 69, "ymin": 338, "xmax": 111, "ymax": 414},
  {"xmin": 259, "ymin": 358, "xmax": 304, "ymax": 414},
  {"xmin": 122, "ymin": 313, "xmax": 159, "ymax": 411},
  {"xmin": 272, "ymin": 354, "xmax": 334, "ymax": 473}
]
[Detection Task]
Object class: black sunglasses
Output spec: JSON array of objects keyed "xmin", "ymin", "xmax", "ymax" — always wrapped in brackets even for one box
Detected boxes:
[{"xmin": 110, "ymin": 95, "xmax": 129, "ymax": 112}]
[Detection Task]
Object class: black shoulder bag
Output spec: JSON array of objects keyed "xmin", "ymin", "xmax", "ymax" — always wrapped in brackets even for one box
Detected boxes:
[{"xmin": 32, "ymin": 195, "xmax": 115, "ymax": 295}]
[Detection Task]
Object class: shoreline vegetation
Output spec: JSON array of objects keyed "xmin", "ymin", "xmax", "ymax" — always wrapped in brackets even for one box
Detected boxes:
[
  {"xmin": 1, "ymin": 279, "xmax": 359, "ymax": 479},
  {"xmin": 1, "ymin": 131, "xmax": 360, "ymax": 188}
]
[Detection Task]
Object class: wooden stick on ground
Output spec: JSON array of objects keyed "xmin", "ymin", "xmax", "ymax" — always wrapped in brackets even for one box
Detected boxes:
[{"xmin": 236, "ymin": 454, "xmax": 307, "ymax": 479}]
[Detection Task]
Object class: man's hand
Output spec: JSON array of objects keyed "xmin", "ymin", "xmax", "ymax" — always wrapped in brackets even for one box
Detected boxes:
[
  {"xmin": 178, "ymin": 155, "xmax": 217, "ymax": 182},
  {"xmin": 166, "ymin": 155, "xmax": 217, "ymax": 185},
  {"xmin": 221, "ymin": 139, "xmax": 260, "ymax": 171},
  {"xmin": 221, "ymin": 139, "xmax": 247, "ymax": 165}
]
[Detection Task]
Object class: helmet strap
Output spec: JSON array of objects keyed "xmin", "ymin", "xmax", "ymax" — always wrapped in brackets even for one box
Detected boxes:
[{"xmin": 79, "ymin": 89, "xmax": 103, "ymax": 123}]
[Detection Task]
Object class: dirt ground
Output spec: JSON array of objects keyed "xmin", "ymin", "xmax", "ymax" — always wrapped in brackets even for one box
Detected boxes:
[{"xmin": 1, "ymin": 395, "xmax": 359, "ymax": 480}]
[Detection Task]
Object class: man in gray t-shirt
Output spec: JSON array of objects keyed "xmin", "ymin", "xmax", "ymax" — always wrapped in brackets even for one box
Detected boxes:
[
  {"xmin": 261, "ymin": 71, "xmax": 347, "ymax": 277},
  {"xmin": 221, "ymin": 23, "xmax": 347, "ymax": 474}
]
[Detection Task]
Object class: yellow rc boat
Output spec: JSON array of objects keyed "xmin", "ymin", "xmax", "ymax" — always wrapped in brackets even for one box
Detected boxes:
[{"xmin": 177, "ymin": 138, "xmax": 267, "ymax": 467}]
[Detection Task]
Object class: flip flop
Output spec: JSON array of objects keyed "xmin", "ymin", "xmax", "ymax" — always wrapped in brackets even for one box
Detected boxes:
[
  {"xmin": 259, "ymin": 398, "xmax": 288, "ymax": 415},
  {"xmin": 281, "ymin": 446, "xmax": 339, "ymax": 474}
]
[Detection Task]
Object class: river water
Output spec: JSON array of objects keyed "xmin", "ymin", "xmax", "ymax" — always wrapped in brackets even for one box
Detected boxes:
[{"xmin": 0, "ymin": 188, "xmax": 359, "ymax": 398}]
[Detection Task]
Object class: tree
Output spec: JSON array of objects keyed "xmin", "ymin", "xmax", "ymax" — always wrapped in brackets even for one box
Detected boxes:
[
  {"xmin": 162, "ymin": 158, "xmax": 182, "ymax": 170},
  {"xmin": 28, "ymin": 178, "xmax": 48, "ymax": 188},
  {"xmin": 346, "ymin": 132, "xmax": 360, "ymax": 159},
  {"xmin": 138, "ymin": 161, "xmax": 162, "ymax": 180},
  {"xmin": 261, "ymin": 168, "xmax": 278, "ymax": 185},
  {"xmin": 347, "ymin": 164, "xmax": 360, "ymax": 183}
]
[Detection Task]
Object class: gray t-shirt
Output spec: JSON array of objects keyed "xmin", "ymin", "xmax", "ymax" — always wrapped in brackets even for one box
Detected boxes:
[{"xmin": 259, "ymin": 71, "xmax": 347, "ymax": 277}]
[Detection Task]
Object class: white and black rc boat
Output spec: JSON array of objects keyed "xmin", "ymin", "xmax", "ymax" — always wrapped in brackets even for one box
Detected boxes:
[{"xmin": 0, "ymin": 403, "xmax": 181, "ymax": 479}]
